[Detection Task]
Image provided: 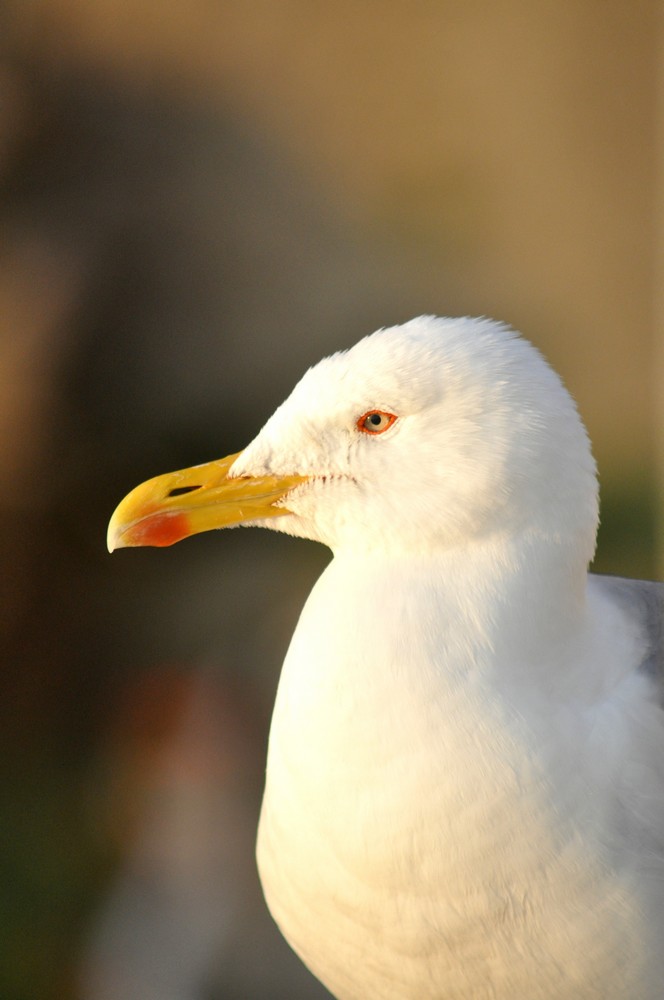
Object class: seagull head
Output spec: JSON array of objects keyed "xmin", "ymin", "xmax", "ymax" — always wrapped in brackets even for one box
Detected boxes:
[{"xmin": 108, "ymin": 316, "xmax": 598, "ymax": 563}]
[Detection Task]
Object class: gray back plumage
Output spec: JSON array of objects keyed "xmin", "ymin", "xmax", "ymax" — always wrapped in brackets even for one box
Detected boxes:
[{"xmin": 591, "ymin": 574, "xmax": 664, "ymax": 704}]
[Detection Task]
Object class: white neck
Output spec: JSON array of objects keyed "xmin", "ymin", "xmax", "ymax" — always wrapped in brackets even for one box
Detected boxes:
[{"xmin": 257, "ymin": 530, "xmax": 654, "ymax": 1000}]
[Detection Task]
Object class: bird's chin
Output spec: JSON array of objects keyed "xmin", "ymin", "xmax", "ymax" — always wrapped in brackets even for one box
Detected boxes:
[
  {"xmin": 269, "ymin": 475, "xmax": 359, "ymax": 545},
  {"xmin": 261, "ymin": 509, "xmax": 322, "ymax": 544}
]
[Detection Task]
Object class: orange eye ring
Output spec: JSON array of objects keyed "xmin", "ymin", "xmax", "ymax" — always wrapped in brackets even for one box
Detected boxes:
[{"xmin": 357, "ymin": 410, "xmax": 398, "ymax": 435}]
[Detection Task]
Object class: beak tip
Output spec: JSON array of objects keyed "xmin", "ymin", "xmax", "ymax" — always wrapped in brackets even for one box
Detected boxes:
[{"xmin": 107, "ymin": 511, "xmax": 126, "ymax": 553}]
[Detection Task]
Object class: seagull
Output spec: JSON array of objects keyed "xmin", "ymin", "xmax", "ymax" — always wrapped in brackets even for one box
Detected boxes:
[{"xmin": 108, "ymin": 316, "xmax": 664, "ymax": 1000}]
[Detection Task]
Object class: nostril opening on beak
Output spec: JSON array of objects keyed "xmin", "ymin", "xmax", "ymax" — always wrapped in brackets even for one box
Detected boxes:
[{"xmin": 167, "ymin": 485, "xmax": 201, "ymax": 497}]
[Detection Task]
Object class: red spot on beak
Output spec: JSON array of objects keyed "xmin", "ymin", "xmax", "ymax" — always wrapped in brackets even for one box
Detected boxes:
[{"xmin": 126, "ymin": 512, "xmax": 192, "ymax": 548}]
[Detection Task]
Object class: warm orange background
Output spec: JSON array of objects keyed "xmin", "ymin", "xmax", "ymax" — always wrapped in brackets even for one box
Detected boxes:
[{"xmin": 0, "ymin": 4, "xmax": 660, "ymax": 998}]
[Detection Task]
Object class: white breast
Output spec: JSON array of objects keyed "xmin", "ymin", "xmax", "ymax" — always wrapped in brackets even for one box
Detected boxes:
[{"xmin": 256, "ymin": 556, "xmax": 661, "ymax": 1000}]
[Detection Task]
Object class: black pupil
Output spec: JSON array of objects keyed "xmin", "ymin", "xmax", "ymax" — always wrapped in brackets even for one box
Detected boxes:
[{"xmin": 369, "ymin": 413, "xmax": 382, "ymax": 426}]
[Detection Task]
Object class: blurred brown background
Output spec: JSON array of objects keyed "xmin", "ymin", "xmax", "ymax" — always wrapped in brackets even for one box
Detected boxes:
[{"xmin": 0, "ymin": 3, "xmax": 660, "ymax": 999}]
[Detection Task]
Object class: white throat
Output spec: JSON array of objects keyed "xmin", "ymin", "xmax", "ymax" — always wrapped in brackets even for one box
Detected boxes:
[{"xmin": 256, "ymin": 527, "xmax": 652, "ymax": 999}]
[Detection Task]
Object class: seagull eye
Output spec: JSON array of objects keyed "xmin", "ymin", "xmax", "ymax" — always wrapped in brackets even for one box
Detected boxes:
[{"xmin": 357, "ymin": 410, "xmax": 398, "ymax": 435}]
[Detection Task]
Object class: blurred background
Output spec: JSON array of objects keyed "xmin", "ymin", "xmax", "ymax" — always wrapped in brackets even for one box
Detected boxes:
[{"xmin": 0, "ymin": 2, "xmax": 661, "ymax": 998}]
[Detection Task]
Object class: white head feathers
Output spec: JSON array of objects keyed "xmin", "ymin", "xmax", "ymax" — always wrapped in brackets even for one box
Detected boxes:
[{"xmin": 231, "ymin": 316, "xmax": 598, "ymax": 562}]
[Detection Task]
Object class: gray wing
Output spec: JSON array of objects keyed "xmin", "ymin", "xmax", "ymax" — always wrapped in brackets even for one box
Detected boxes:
[{"xmin": 590, "ymin": 573, "xmax": 664, "ymax": 704}]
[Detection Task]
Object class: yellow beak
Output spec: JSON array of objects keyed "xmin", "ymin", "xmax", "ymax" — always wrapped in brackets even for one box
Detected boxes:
[{"xmin": 107, "ymin": 451, "xmax": 307, "ymax": 551}]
